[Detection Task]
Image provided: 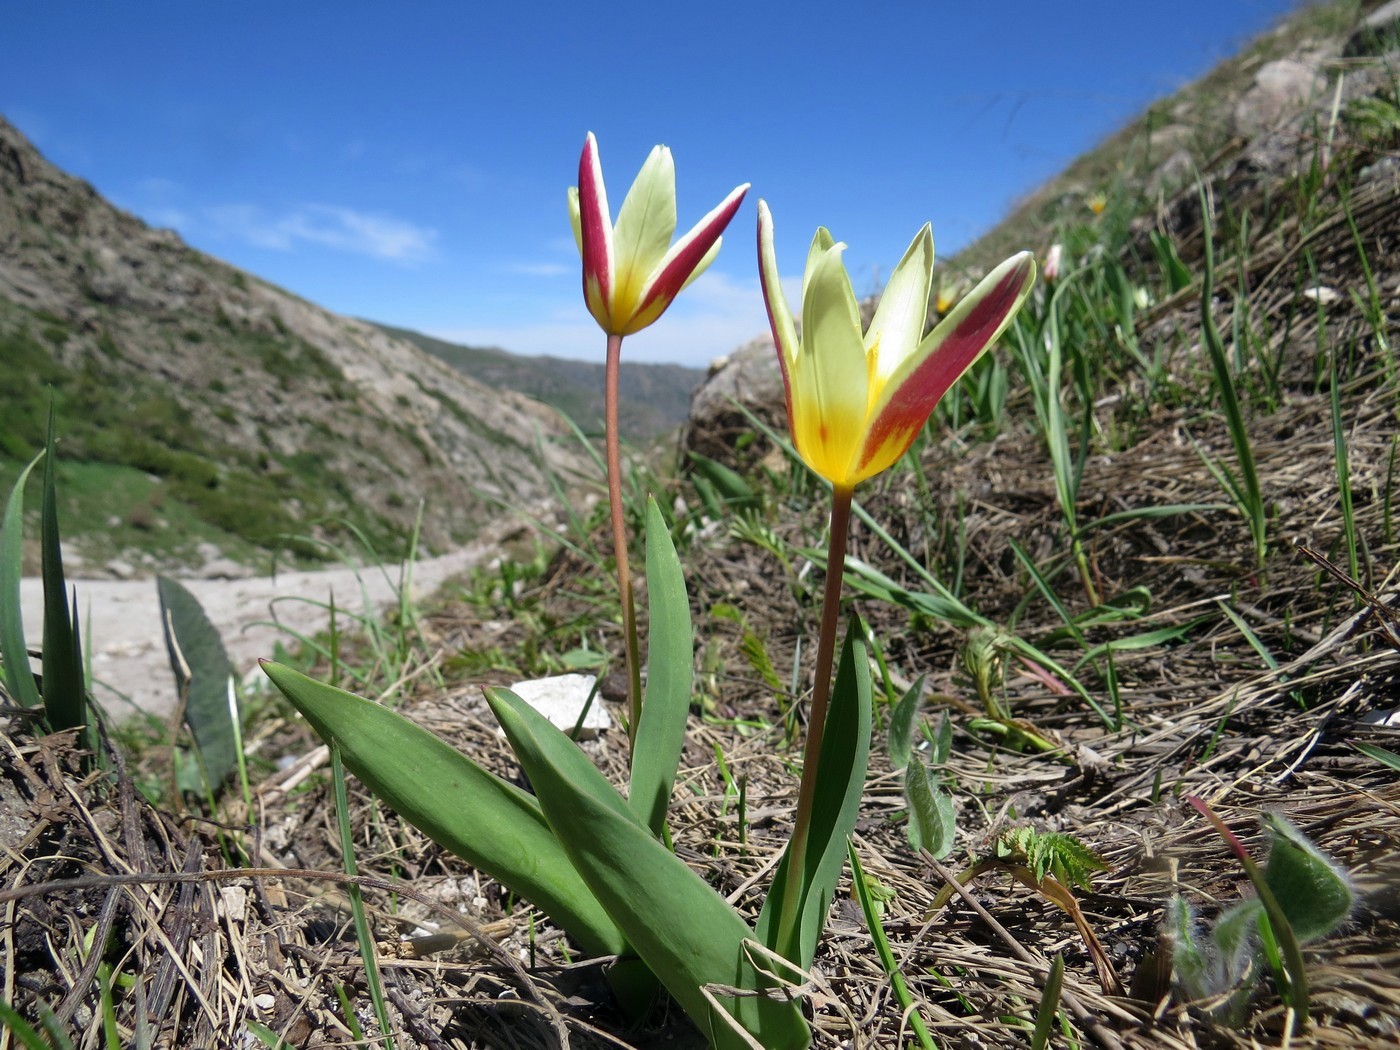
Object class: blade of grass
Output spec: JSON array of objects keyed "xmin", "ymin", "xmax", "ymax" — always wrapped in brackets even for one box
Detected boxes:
[
  {"xmin": 1198, "ymin": 180, "xmax": 1267, "ymax": 568},
  {"xmin": 1030, "ymin": 953, "xmax": 1066, "ymax": 1050},
  {"xmin": 847, "ymin": 843, "xmax": 938, "ymax": 1050},
  {"xmin": 1330, "ymin": 349, "xmax": 1360, "ymax": 587},
  {"xmin": 1, "ymin": 452, "xmax": 45, "ymax": 711},
  {"xmin": 330, "ymin": 741, "xmax": 396, "ymax": 1050}
]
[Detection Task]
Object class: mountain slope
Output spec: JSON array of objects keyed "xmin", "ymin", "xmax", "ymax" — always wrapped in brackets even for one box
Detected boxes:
[
  {"xmin": 374, "ymin": 322, "xmax": 706, "ymax": 443},
  {"xmin": 0, "ymin": 117, "xmax": 587, "ymax": 572}
]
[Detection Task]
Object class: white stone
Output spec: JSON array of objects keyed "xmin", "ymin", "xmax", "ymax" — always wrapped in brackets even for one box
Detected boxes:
[{"xmin": 506, "ymin": 674, "xmax": 611, "ymax": 739}]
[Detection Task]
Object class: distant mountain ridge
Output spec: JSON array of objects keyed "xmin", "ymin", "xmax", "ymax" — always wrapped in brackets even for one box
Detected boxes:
[
  {"xmin": 373, "ymin": 323, "xmax": 706, "ymax": 443},
  {"xmin": 0, "ymin": 115, "xmax": 590, "ymax": 573}
]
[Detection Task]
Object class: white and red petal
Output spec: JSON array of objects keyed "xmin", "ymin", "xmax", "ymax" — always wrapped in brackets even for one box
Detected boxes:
[
  {"xmin": 855, "ymin": 252, "xmax": 1035, "ymax": 479},
  {"xmin": 575, "ymin": 133, "xmax": 615, "ymax": 328}
]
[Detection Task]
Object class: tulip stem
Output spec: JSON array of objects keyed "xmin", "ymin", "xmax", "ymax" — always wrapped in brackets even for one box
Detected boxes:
[
  {"xmin": 777, "ymin": 484, "xmax": 853, "ymax": 954},
  {"xmin": 605, "ymin": 332, "xmax": 643, "ymax": 747}
]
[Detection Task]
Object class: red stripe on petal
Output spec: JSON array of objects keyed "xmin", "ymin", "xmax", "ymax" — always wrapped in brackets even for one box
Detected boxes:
[
  {"xmin": 637, "ymin": 185, "xmax": 748, "ymax": 316},
  {"xmin": 577, "ymin": 134, "xmax": 613, "ymax": 316},
  {"xmin": 856, "ymin": 260, "xmax": 1030, "ymax": 475}
]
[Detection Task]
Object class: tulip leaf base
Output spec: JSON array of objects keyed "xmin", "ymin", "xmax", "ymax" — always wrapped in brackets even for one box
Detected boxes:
[{"xmin": 259, "ymin": 661, "xmax": 629, "ymax": 959}]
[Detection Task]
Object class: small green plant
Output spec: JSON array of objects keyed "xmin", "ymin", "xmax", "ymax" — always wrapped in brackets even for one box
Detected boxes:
[
  {"xmin": 0, "ymin": 410, "xmax": 92, "ymax": 748},
  {"xmin": 1169, "ymin": 801, "xmax": 1354, "ymax": 1028}
]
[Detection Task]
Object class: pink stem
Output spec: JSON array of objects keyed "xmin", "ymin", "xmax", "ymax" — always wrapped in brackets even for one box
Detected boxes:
[{"xmin": 605, "ymin": 332, "xmax": 642, "ymax": 746}]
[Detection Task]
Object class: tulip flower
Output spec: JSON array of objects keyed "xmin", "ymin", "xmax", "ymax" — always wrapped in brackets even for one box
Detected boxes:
[
  {"xmin": 758, "ymin": 199, "xmax": 1036, "ymax": 955},
  {"xmin": 569, "ymin": 132, "xmax": 749, "ymax": 336},
  {"xmin": 1044, "ymin": 242, "xmax": 1063, "ymax": 283},
  {"xmin": 757, "ymin": 200, "xmax": 1036, "ymax": 494},
  {"xmin": 569, "ymin": 133, "xmax": 748, "ymax": 746}
]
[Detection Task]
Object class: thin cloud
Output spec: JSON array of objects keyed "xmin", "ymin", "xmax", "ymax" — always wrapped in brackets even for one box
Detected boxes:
[
  {"xmin": 506, "ymin": 262, "xmax": 572, "ymax": 277},
  {"xmin": 204, "ymin": 203, "xmax": 438, "ymax": 263}
]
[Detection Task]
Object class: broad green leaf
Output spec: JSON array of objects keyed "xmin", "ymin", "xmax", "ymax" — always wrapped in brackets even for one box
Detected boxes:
[
  {"xmin": 886, "ymin": 673, "xmax": 926, "ymax": 771},
  {"xmin": 158, "ymin": 577, "xmax": 239, "ymax": 786},
  {"xmin": 1263, "ymin": 813, "xmax": 1353, "ymax": 942},
  {"xmin": 487, "ymin": 686, "xmax": 810, "ymax": 1050},
  {"xmin": 756, "ymin": 622, "xmax": 872, "ymax": 969},
  {"xmin": 629, "ymin": 497, "xmax": 694, "ymax": 836},
  {"xmin": 261, "ymin": 662, "xmax": 627, "ymax": 958},
  {"xmin": 687, "ymin": 452, "xmax": 758, "ymax": 513},
  {"xmin": 1, "ymin": 452, "xmax": 44, "ymax": 710},
  {"xmin": 904, "ymin": 757, "xmax": 956, "ymax": 858},
  {"xmin": 40, "ymin": 411, "xmax": 87, "ymax": 736}
]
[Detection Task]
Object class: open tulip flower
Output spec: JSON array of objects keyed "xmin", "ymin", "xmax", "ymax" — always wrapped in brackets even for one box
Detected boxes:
[
  {"xmin": 568, "ymin": 133, "xmax": 749, "ymax": 753},
  {"xmin": 569, "ymin": 132, "xmax": 749, "ymax": 336},
  {"xmin": 757, "ymin": 200, "xmax": 1036, "ymax": 960},
  {"xmin": 758, "ymin": 200, "xmax": 1036, "ymax": 492}
]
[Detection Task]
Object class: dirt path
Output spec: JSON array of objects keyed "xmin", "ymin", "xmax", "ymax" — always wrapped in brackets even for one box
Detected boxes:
[{"xmin": 18, "ymin": 543, "xmax": 495, "ymax": 722}]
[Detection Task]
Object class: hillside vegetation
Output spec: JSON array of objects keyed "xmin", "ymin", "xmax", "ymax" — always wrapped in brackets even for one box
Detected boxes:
[
  {"xmin": 376, "ymin": 322, "xmax": 705, "ymax": 443},
  {"xmin": 0, "ymin": 117, "xmax": 587, "ymax": 573}
]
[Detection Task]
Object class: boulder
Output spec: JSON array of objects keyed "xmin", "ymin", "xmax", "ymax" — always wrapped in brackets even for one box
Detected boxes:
[{"xmin": 680, "ymin": 334, "xmax": 787, "ymax": 470}]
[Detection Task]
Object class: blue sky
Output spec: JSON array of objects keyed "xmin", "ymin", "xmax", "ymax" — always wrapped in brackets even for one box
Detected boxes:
[{"xmin": 4, "ymin": 0, "xmax": 1297, "ymax": 368}]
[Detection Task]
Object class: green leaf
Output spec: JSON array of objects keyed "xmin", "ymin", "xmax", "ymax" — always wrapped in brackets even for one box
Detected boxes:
[
  {"xmin": 840, "ymin": 556, "xmax": 988, "ymax": 628},
  {"xmin": 904, "ymin": 757, "xmax": 956, "ymax": 858},
  {"xmin": 1150, "ymin": 229, "xmax": 1193, "ymax": 293},
  {"xmin": 1354, "ymin": 741, "xmax": 1400, "ymax": 771},
  {"xmin": 261, "ymin": 662, "xmax": 627, "ymax": 958},
  {"xmin": 687, "ymin": 452, "xmax": 758, "ymax": 513},
  {"xmin": 487, "ymin": 686, "xmax": 810, "ymax": 1050},
  {"xmin": 629, "ymin": 497, "xmax": 695, "ymax": 836},
  {"xmin": 1, "ymin": 452, "xmax": 45, "ymax": 710},
  {"xmin": 0, "ymin": 1000, "xmax": 75, "ymax": 1050},
  {"xmin": 1071, "ymin": 616, "xmax": 1209, "ymax": 672},
  {"xmin": 1165, "ymin": 896, "xmax": 1211, "ymax": 1000},
  {"xmin": 929, "ymin": 709, "xmax": 953, "ymax": 766},
  {"xmin": 40, "ymin": 411, "xmax": 87, "ymax": 736},
  {"xmin": 158, "ymin": 577, "xmax": 239, "ymax": 786},
  {"xmin": 886, "ymin": 673, "xmax": 925, "ymax": 771},
  {"xmin": 1030, "ymin": 953, "xmax": 1065, "ymax": 1050},
  {"xmin": 756, "ymin": 621, "xmax": 872, "ymax": 969},
  {"xmin": 1262, "ymin": 813, "xmax": 1353, "ymax": 942}
]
